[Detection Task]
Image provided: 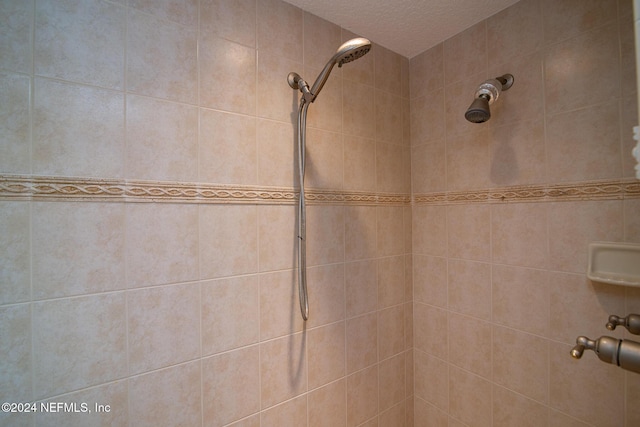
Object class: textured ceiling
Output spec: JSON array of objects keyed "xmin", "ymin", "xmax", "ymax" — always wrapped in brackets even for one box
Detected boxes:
[{"xmin": 282, "ymin": 0, "xmax": 521, "ymax": 58}]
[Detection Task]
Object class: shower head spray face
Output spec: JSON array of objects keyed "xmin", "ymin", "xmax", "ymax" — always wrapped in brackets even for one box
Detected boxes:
[
  {"xmin": 335, "ymin": 37, "xmax": 372, "ymax": 67},
  {"xmin": 465, "ymin": 96, "xmax": 491, "ymax": 123}
]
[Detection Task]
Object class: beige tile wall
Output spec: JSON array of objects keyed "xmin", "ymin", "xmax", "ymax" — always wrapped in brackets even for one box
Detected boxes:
[
  {"xmin": 0, "ymin": 1, "xmax": 411, "ymax": 427},
  {"xmin": 410, "ymin": 1, "xmax": 640, "ymax": 426},
  {"xmin": 3, "ymin": 0, "xmax": 640, "ymax": 426}
]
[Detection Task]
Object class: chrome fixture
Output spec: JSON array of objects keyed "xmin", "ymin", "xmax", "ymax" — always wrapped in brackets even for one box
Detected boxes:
[
  {"xmin": 287, "ymin": 37, "xmax": 372, "ymax": 321},
  {"xmin": 464, "ymin": 74, "xmax": 514, "ymax": 123},
  {"xmin": 571, "ymin": 313, "xmax": 640, "ymax": 374},
  {"xmin": 606, "ymin": 313, "xmax": 640, "ymax": 335},
  {"xmin": 570, "ymin": 335, "xmax": 640, "ymax": 374}
]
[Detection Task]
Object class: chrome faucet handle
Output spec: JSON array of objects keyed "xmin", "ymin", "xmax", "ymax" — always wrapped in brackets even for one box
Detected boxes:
[
  {"xmin": 606, "ymin": 314, "xmax": 640, "ymax": 335},
  {"xmin": 570, "ymin": 336, "xmax": 596, "ymax": 359}
]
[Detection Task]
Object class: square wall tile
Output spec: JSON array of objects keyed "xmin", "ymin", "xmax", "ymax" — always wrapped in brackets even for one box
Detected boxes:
[
  {"xmin": 548, "ymin": 200, "xmax": 623, "ymax": 274},
  {"xmin": 33, "ymin": 78, "xmax": 125, "ymax": 178},
  {"xmin": 129, "ymin": 361, "xmax": 201, "ymax": 427},
  {"xmin": 378, "ymin": 354, "xmax": 406, "ymax": 413},
  {"xmin": 260, "ymin": 270, "xmax": 304, "ymax": 340},
  {"xmin": 377, "ymin": 256, "xmax": 405, "ymax": 309},
  {"xmin": 200, "ymin": 109, "xmax": 257, "ymax": 185},
  {"xmin": 203, "ymin": 346, "xmax": 260, "ymax": 427},
  {"xmin": 448, "ymin": 259, "xmax": 492, "ymax": 321},
  {"xmin": 443, "ymin": 21, "xmax": 487, "ymax": 86},
  {"xmin": 201, "ymin": 0, "xmax": 256, "ymax": 47},
  {"xmin": 447, "ymin": 204, "xmax": 491, "ymax": 262},
  {"xmin": 256, "ymin": 53, "xmax": 301, "ymax": 122},
  {"xmin": 413, "ymin": 303, "xmax": 448, "ymax": 360},
  {"xmin": 36, "ymin": 381, "xmax": 128, "ymax": 427},
  {"xmin": 411, "ymin": 90, "xmax": 445, "ymax": 145},
  {"xmin": 201, "ymin": 275, "xmax": 260, "ymax": 356},
  {"xmin": 546, "ymin": 101, "xmax": 622, "ymax": 183},
  {"xmin": 542, "ymin": 0, "xmax": 618, "ymax": 44},
  {"xmin": 488, "ymin": 119, "xmax": 546, "ymax": 186},
  {"xmin": 347, "ymin": 365, "xmax": 378, "ymax": 427},
  {"xmin": 33, "ymin": 293, "xmax": 127, "ymax": 398},
  {"xmin": 306, "ymin": 204, "xmax": 344, "ymax": 266},
  {"xmin": 377, "ymin": 206, "xmax": 405, "ymax": 257},
  {"xmin": 257, "ymin": 119, "xmax": 295, "ymax": 188},
  {"xmin": 126, "ymin": 95, "xmax": 198, "ymax": 182},
  {"xmin": 412, "ymin": 139, "xmax": 447, "ymax": 193},
  {"xmin": 200, "ymin": 205, "xmax": 258, "ymax": 279},
  {"xmin": 127, "ymin": 283, "xmax": 200, "ymax": 374},
  {"xmin": 309, "ymin": 380, "xmax": 346, "ymax": 427},
  {"xmin": 305, "ymin": 128, "xmax": 344, "ymax": 190},
  {"xmin": 308, "ymin": 322, "xmax": 346, "ymax": 389},
  {"xmin": 492, "ymin": 265, "xmax": 550, "ymax": 337},
  {"xmin": 258, "ymin": 205, "xmax": 296, "ymax": 273},
  {"xmin": 376, "ymin": 142, "xmax": 410, "ymax": 194},
  {"xmin": 413, "ymin": 255, "xmax": 447, "ymax": 308},
  {"xmin": 346, "ymin": 313, "xmax": 377, "ymax": 373},
  {"xmin": 257, "ymin": 0, "xmax": 303, "ymax": 62},
  {"xmin": 345, "ymin": 260, "xmax": 377, "ymax": 318},
  {"xmin": 200, "ymin": 35, "xmax": 256, "ymax": 114},
  {"xmin": 0, "ymin": 304, "xmax": 31, "ymax": 402},
  {"xmin": 260, "ymin": 333, "xmax": 307, "ymax": 409},
  {"xmin": 0, "ymin": 0, "xmax": 32, "ymax": 74},
  {"xmin": 343, "ymin": 81, "xmax": 376, "ymax": 139},
  {"xmin": 129, "ymin": 0, "xmax": 198, "ymax": 27},
  {"xmin": 35, "ymin": 0, "xmax": 125, "ymax": 89},
  {"xmin": 449, "ymin": 313, "xmax": 491, "ymax": 379},
  {"xmin": 412, "ymin": 205, "xmax": 447, "ymax": 257},
  {"xmin": 493, "ymin": 385, "xmax": 548, "ymax": 427},
  {"xmin": 409, "ymin": 43, "xmax": 443, "ymax": 101},
  {"xmin": 378, "ymin": 305, "xmax": 405, "ymax": 360},
  {"xmin": 491, "ymin": 202, "xmax": 548, "ymax": 269},
  {"xmin": 375, "ymin": 90, "xmax": 404, "ymax": 144},
  {"xmin": 492, "ymin": 326, "xmax": 549, "ymax": 403},
  {"xmin": 448, "ymin": 367, "xmax": 492, "ymax": 427},
  {"xmin": 375, "ymin": 45, "xmax": 403, "ymax": 94},
  {"xmin": 487, "ymin": 0, "xmax": 543, "ymax": 66},
  {"xmin": 306, "ymin": 66, "xmax": 344, "ymax": 133},
  {"xmin": 414, "ymin": 350, "xmax": 448, "ymax": 412},
  {"xmin": 544, "ymin": 22, "xmax": 620, "ymax": 115},
  {"xmin": 0, "ymin": 73, "xmax": 30, "ymax": 174},
  {"xmin": 261, "ymin": 395, "xmax": 307, "ymax": 427},
  {"xmin": 127, "ymin": 9, "xmax": 197, "ymax": 103},
  {"xmin": 344, "ymin": 205, "xmax": 377, "ymax": 262},
  {"xmin": 307, "ymin": 263, "xmax": 345, "ymax": 328},
  {"xmin": 126, "ymin": 203, "xmax": 198, "ymax": 289},
  {"xmin": 0, "ymin": 201, "xmax": 30, "ymax": 305},
  {"xmin": 32, "ymin": 202, "xmax": 125, "ymax": 299}
]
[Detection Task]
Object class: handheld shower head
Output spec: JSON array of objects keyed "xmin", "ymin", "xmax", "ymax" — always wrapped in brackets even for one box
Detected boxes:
[
  {"xmin": 334, "ymin": 37, "xmax": 372, "ymax": 67},
  {"xmin": 464, "ymin": 74, "xmax": 514, "ymax": 124},
  {"xmin": 308, "ymin": 37, "xmax": 371, "ymax": 101}
]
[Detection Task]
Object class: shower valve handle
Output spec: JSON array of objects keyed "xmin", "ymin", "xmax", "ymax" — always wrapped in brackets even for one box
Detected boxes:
[
  {"xmin": 570, "ymin": 336, "xmax": 595, "ymax": 359},
  {"xmin": 570, "ymin": 335, "xmax": 640, "ymax": 374},
  {"xmin": 606, "ymin": 314, "xmax": 640, "ymax": 335}
]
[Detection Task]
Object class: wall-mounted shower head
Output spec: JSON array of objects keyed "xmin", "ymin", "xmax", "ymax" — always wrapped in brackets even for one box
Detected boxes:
[
  {"xmin": 464, "ymin": 74, "xmax": 514, "ymax": 124},
  {"xmin": 288, "ymin": 37, "xmax": 371, "ymax": 103}
]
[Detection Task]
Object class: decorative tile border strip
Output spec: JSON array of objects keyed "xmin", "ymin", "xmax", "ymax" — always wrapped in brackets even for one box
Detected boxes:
[
  {"xmin": 3, "ymin": 175, "xmax": 636, "ymax": 206},
  {"xmin": 414, "ymin": 179, "xmax": 640, "ymax": 205},
  {"xmin": 0, "ymin": 175, "xmax": 410, "ymax": 206}
]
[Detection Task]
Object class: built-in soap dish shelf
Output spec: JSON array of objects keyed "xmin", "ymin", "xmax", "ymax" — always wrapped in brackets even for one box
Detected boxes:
[{"xmin": 587, "ymin": 242, "xmax": 640, "ymax": 287}]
